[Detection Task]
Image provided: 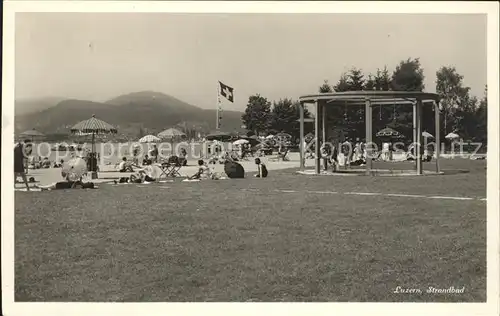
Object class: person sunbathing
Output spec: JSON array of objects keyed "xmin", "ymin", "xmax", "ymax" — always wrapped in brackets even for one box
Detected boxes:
[
  {"xmin": 36, "ymin": 181, "xmax": 96, "ymax": 191},
  {"xmin": 53, "ymin": 159, "xmax": 64, "ymax": 168},
  {"xmin": 116, "ymin": 170, "xmax": 156, "ymax": 184},
  {"xmin": 35, "ymin": 172, "xmax": 96, "ymax": 191},
  {"xmin": 189, "ymin": 159, "xmax": 211, "ymax": 180}
]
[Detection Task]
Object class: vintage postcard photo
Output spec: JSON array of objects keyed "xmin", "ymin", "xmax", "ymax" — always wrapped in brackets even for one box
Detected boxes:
[{"xmin": 2, "ymin": 1, "xmax": 499, "ymax": 316}]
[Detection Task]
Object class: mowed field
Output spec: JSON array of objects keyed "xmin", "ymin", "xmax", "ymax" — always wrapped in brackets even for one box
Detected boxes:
[{"xmin": 14, "ymin": 159, "xmax": 487, "ymax": 302}]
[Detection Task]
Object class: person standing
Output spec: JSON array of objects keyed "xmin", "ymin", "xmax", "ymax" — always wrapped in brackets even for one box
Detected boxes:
[
  {"xmin": 14, "ymin": 139, "xmax": 33, "ymax": 191},
  {"xmin": 132, "ymin": 145, "xmax": 140, "ymax": 165},
  {"xmin": 150, "ymin": 145, "xmax": 159, "ymax": 163}
]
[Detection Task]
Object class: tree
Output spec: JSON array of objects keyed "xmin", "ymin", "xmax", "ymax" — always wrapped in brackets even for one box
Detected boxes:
[
  {"xmin": 364, "ymin": 74, "xmax": 375, "ymax": 91},
  {"xmin": 382, "ymin": 59, "xmax": 426, "ymax": 141},
  {"xmin": 435, "ymin": 66, "xmax": 470, "ymax": 136},
  {"xmin": 271, "ymin": 98, "xmax": 297, "ymax": 135},
  {"xmin": 373, "ymin": 67, "xmax": 391, "ymax": 91},
  {"xmin": 242, "ymin": 94, "xmax": 272, "ymax": 136},
  {"xmin": 319, "ymin": 80, "xmax": 333, "ymax": 93},
  {"xmin": 270, "ymin": 98, "xmax": 313, "ymax": 139},
  {"xmin": 475, "ymin": 85, "xmax": 487, "ymax": 143},
  {"xmin": 347, "ymin": 68, "xmax": 365, "ymax": 91},
  {"xmin": 333, "ymin": 73, "xmax": 350, "ymax": 92},
  {"xmin": 380, "ymin": 66, "xmax": 391, "ymax": 91},
  {"xmin": 391, "ymin": 58, "xmax": 425, "ymax": 91}
]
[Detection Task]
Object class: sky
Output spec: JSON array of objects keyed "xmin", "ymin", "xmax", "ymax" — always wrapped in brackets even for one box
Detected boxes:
[{"xmin": 15, "ymin": 13, "xmax": 487, "ymax": 111}]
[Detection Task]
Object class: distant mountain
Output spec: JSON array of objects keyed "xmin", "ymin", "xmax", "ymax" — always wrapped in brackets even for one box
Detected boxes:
[
  {"xmin": 14, "ymin": 91, "xmax": 244, "ymax": 138},
  {"xmin": 14, "ymin": 97, "xmax": 66, "ymax": 115}
]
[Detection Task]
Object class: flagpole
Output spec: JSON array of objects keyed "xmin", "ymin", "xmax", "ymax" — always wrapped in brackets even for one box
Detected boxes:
[{"xmin": 216, "ymin": 81, "xmax": 219, "ymax": 130}]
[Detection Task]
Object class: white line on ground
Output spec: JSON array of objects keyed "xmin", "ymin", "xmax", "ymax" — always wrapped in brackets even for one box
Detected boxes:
[
  {"xmin": 385, "ymin": 193, "xmax": 427, "ymax": 198},
  {"xmin": 306, "ymin": 191, "xmax": 338, "ymax": 194},
  {"xmin": 251, "ymin": 188, "xmax": 485, "ymax": 202},
  {"xmin": 428, "ymin": 196, "xmax": 474, "ymax": 201}
]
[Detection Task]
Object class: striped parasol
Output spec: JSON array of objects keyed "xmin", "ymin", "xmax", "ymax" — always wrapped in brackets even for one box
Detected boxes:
[
  {"xmin": 70, "ymin": 114, "xmax": 117, "ymax": 154},
  {"xmin": 70, "ymin": 115, "xmax": 117, "ymax": 134},
  {"xmin": 205, "ymin": 131, "xmax": 232, "ymax": 142},
  {"xmin": 139, "ymin": 134, "xmax": 161, "ymax": 143}
]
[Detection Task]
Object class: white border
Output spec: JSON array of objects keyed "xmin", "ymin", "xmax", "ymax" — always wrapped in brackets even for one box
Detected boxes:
[{"xmin": 2, "ymin": 2, "xmax": 499, "ymax": 316}]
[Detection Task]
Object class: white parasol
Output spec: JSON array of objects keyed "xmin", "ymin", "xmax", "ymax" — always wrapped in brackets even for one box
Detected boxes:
[
  {"xmin": 139, "ymin": 134, "xmax": 161, "ymax": 143},
  {"xmin": 233, "ymin": 139, "xmax": 249, "ymax": 145},
  {"xmin": 422, "ymin": 131, "xmax": 434, "ymax": 138},
  {"xmin": 445, "ymin": 132, "xmax": 460, "ymax": 140},
  {"xmin": 61, "ymin": 157, "xmax": 87, "ymax": 181}
]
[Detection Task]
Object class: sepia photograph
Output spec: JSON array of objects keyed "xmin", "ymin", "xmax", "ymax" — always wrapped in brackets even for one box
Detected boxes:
[{"xmin": 2, "ymin": 1, "xmax": 499, "ymax": 315}]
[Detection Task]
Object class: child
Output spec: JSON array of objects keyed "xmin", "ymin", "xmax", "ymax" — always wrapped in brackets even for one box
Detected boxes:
[{"xmin": 254, "ymin": 158, "xmax": 268, "ymax": 178}]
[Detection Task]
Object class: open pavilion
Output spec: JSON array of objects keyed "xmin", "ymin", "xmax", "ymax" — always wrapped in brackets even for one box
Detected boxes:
[{"xmin": 297, "ymin": 91, "xmax": 441, "ymax": 175}]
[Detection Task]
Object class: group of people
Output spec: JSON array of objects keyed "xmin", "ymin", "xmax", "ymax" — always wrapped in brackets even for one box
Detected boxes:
[
  {"xmin": 189, "ymin": 157, "xmax": 268, "ymax": 180},
  {"xmin": 115, "ymin": 155, "xmax": 268, "ymax": 184},
  {"xmin": 315, "ymin": 138, "xmax": 367, "ymax": 171}
]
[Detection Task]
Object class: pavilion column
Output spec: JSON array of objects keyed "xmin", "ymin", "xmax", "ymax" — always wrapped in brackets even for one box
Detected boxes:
[
  {"xmin": 315, "ymin": 100, "xmax": 320, "ymax": 174},
  {"xmin": 322, "ymin": 102, "xmax": 327, "ymax": 170},
  {"xmin": 299, "ymin": 102, "xmax": 305, "ymax": 171},
  {"xmin": 434, "ymin": 100, "xmax": 441, "ymax": 173},
  {"xmin": 413, "ymin": 101, "xmax": 417, "ymax": 171},
  {"xmin": 365, "ymin": 98, "xmax": 373, "ymax": 175},
  {"xmin": 416, "ymin": 99, "xmax": 423, "ymax": 175}
]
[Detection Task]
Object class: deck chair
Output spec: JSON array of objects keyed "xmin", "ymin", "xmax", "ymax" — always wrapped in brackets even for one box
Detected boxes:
[
  {"xmin": 158, "ymin": 156, "xmax": 183, "ymax": 179},
  {"xmin": 269, "ymin": 149, "xmax": 289, "ymax": 162}
]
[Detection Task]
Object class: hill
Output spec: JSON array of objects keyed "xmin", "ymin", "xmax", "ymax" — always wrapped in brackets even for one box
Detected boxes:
[
  {"xmin": 14, "ymin": 91, "xmax": 244, "ymax": 138},
  {"xmin": 14, "ymin": 97, "xmax": 66, "ymax": 116}
]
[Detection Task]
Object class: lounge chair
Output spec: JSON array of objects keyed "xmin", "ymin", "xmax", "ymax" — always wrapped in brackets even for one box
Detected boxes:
[{"xmin": 268, "ymin": 149, "xmax": 289, "ymax": 162}]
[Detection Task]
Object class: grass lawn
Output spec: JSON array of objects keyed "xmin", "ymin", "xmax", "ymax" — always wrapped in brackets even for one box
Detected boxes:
[{"xmin": 14, "ymin": 158, "xmax": 487, "ymax": 302}]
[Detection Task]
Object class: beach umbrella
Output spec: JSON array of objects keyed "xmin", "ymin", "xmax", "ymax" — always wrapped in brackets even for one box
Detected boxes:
[
  {"xmin": 275, "ymin": 132, "xmax": 292, "ymax": 139},
  {"xmin": 158, "ymin": 128, "xmax": 186, "ymax": 140},
  {"xmin": 70, "ymin": 114, "xmax": 117, "ymax": 154},
  {"xmin": 274, "ymin": 132, "xmax": 292, "ymax": 151},
  {"xmin": 61, "ymin": 157, "xmax": 87, "ymax": 181},
  {"xmin": 445, "ymin": 132, "xmax": 460, "ymax": 140},
  {"xmin": 139, "ymin": 134, "xmax": 161, "ymax": 143},
  {"xmin": 422, "ymin": 131, "xmax": 434, "ymax": 138},
  {"xmin": 20, "ymin": 128, "xmax": 45, "ymax": 142},
  {"xmin": 143, "ymin": 164, "xmax": 163, "ymax": 179},
  {"xmin": 233, "ymin": 139, "xmax": 249, "ymax": 146},
  {"xmin": 266, "ymin": 134, "xmax": 274, "ymax": 139},
  {"xmin": 158, "ymin": 128, "xmax": 186, "ymax": 154},
  {"xmin": 304, "ymin": 132, "xmax": 314, "ymax": 142},
  {"xmin": 206, "ymin": 131, "xmax": 232, "ymax": 142},
  {"xmin": 73, "ymin": 131, "xmax": 93, "ymax": 136},
  {"xmin": 376, "ymin": 127, "xmax": 403, "ymax": 138}
]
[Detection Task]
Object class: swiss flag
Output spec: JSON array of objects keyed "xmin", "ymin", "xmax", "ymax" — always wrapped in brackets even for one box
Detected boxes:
[{"xmin": 219, "ymin": 81, "xmax": 234, "ymax": 103}]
